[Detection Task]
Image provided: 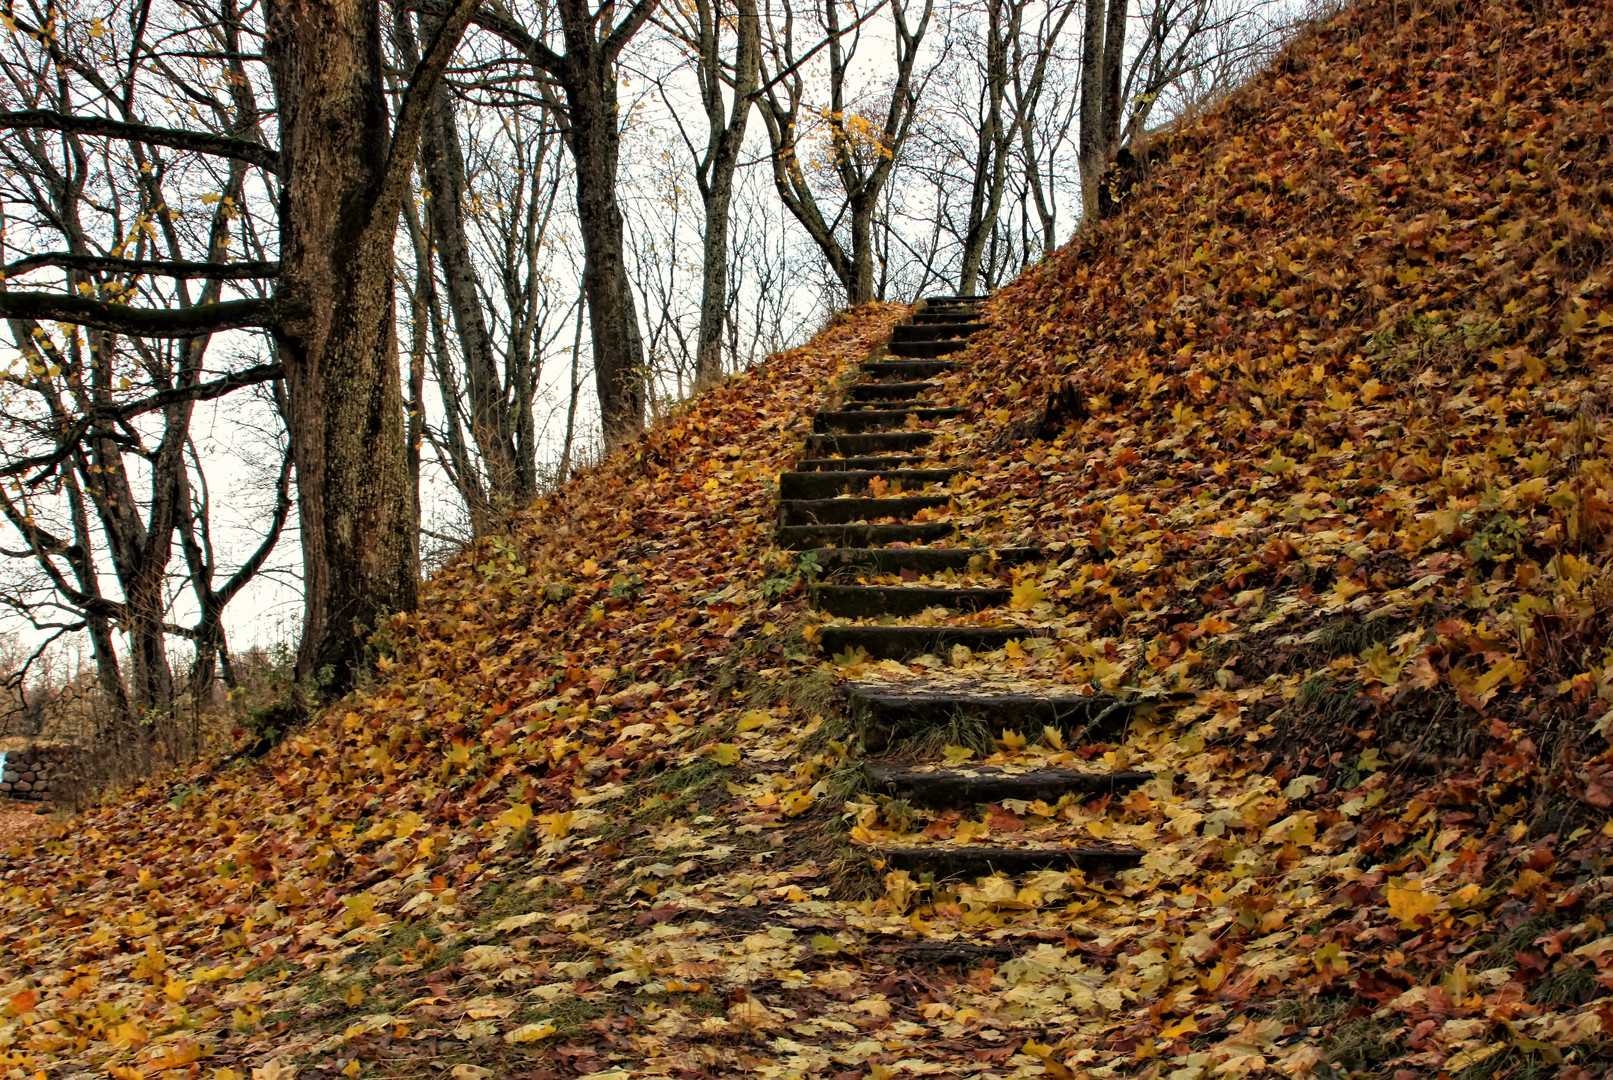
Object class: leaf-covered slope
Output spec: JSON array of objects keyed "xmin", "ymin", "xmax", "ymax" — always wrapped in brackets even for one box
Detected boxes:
[
  {"xmin": 4, "ymin": 0, "xmax": 1613, "ymax": 1077},
  {"xmin": 0, "ymin": 305, "xmax": 908, "ymax": 1075}
]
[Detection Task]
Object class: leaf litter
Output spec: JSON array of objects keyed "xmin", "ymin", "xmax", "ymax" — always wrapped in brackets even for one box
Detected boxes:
[{"xmin": 2, "ymin": 0, "xmax": 1613, "ymax": 1077}]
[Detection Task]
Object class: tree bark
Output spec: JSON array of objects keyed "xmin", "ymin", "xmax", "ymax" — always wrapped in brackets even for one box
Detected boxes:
[
  {"xmin": 688, "ymin": 0, "xmax": 760, "ymax": 389},
  {"xmin": 562, "ymin": 50, "xmax": 648, "ymax": 452},
  {"xmin": 265, "ymin": 0, "xmax": 475, "ymax": 686},
  {"xmin": 396, "ymin": 7, "xmax": 531, "ymax": 518},
  {"xmin": 1079, "ymin": 0, "xmax": 1128, "ymax": 221}
]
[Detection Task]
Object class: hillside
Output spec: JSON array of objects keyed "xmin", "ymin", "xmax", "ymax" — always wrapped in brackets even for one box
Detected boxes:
[{"xmin": 3, "ymin": 0, "xmax": 1613, "ymax": 1077}]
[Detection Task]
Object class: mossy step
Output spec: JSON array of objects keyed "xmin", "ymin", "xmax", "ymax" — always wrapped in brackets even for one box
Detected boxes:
[
  {"xmin": 861, "ymin": 359, "xmax": 962, "ymax": 378},
  {"xmin": 890, "ymin": 339, "xmax": 968, "ymax": 359},
  {"xmin": 846, "ymin": 682, "xmax": 1129, "ymax": 741},
  {"xmin": 839, "ymin": 398, "xmax": 939, "ymax": 410},
  {"xmin": 805, "ymin": 431, "xmax": 935, "ymax": 456},
  {"xmin": 812, "ymin": 408, "xmax": 965, "ymax": 433},
  {"xmin": 820, "ymin": 624, "xmax": 1050, "ymax": 660},
  {"xmin": 808, "ymin": 547, "xmax": 1042, "ymax": 574},
  {"xmin": 780, "ymin": 469, "xmax": 960, "ymax": 499},
  {"xmin": 811, "ymin": 585, "xmax": 1008, "ymax": 617},
  {"xmin": 777, "ymin": 523, "xmax": 955, "ymax": 549},
  {"xmin": 880, "ymin": 844, "xmax": 1140, "ymax": 877},
  {"xmin": 866, "ymin": 765, "xmax": 1152, "ymax": 807},
  {"xmin": 891, "ymin": 322, "xmax": 987, "ymax": 342},
  {"xmin": 795, "ymin": 456, "xmax": 930, "ymax": 472},
  {"xmin": 848, "ymin": 381, "xmax": 937, "ymax": 400},
  {"xmin": 778, "ymin": 495, "xmax": 950, "ymax": 527}
]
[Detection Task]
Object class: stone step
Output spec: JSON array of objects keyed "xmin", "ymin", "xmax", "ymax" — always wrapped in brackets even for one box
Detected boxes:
[
  {"xmin": 846, "ymin": 682, "xmax": 1130, "ymax": 743},
  {"xmin": 811, "ymin": 585, "xmax": 1009, "ymax": 617},
  {"xmin": 795, "ymin": 456, "xmax": 930, "ymax": 472},
  {"xmin": 866, "ymin": 765, "xmax": 1153, "ymax": 808},
  {"xmin": 813, "ymin": 408, "xmax": 965, "ymax": 433},
  {"xmin": 861, "ymin": 359, "xmax": 962, "ymax": 379},
  {"xmin": 880, "ymin": 844, "xmax": 1141, "ymax": 878},
  {"xmin": 913, "ymin": 311, "xmax": 981, "ymax": 325},
  {"xmin": 778, "ymin": 523, "xmax": 955, "ymax": 550},
  {"xmin": 890, "ymin": 339, "xmax": 968, "ymax": 359},
  {"xmin": 779, "ymin": 469, "xmax": 960, "ymax": 499},
  {"xmin": 808, "ymin": 547, "xmax": 1043, "ymax": 574},
  {"xmin": 891, "ymin": 322, "xmax": 987, "ymax": 343},
  {"xmin": 779, "ymin": 495, "xmax": 949, "ymax": 527},
  {"xmin": 839, "ymin": 398, "xmax": 939, "ymax": 410},
  {"xmin": 804, "ymin": 431, "xmax": 935, "ymax": 456},
  {"xmin": 820, "ymin": 625, "xmax": 1050, "ymax": 660},
  {"xmin": 923, "ymin": 294, "xmax": 989, "ymax": 305},
  {"xmin": 848, "ymin": 381, "xmax": 937, "ymax": 400}
]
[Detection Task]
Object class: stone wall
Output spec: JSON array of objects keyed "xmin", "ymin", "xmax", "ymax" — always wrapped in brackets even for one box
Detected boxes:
[{"xmin": 0, "ymin": 743, "xmax": 88, "ymax": 803}]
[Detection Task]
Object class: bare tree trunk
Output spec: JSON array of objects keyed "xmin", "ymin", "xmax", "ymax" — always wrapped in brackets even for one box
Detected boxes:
[
  {"xmin": 684, "ymin": 0, "xmax": 760, "ymax": 388},
  {"xmin": 758, "ymin": 0, "xmax": 931, "ymax": 307},
  {"xmin": 1079, "ymin": 0, "xmax": 1128, "ymax": 221},
  {"xmin": 395, "ymin": 9, "xmax": 530, "ymax": 518},
  {"xmin": 957, "ymin": 0, "xmax": 1012, "ymax": 296},
  {"xmin": 265, "ymin": 0, "xmax": 475, "ymax": 686},
  {"xmin": 568, "ymin": 72, "xmax": 648, "ymax": 451}
]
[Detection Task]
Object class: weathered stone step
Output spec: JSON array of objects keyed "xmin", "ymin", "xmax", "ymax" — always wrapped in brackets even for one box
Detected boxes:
[
  {"xmin": 779, "ymin": 469, "xmax": 959, "ymax": 499},
  {"xmin": 779, "ymin": 495, "xmax": 949, "ymax": 527},
  {"xmin": 923, "ymin": 294, "xmax": 988, "ymax": 305},
  {"xmin": 813, "ymin": 408, "xmax": 965, "ymax": 433},
  {"xmin": 913, "ymin": 311, "xmax": 982, "ymax": 325},
  {"xmin": 848, "ymin": 381, "xmax": 937, "ymax": 400},
  {"xmin": 778, "ymin": 523, "xmax": 955, "ymax": 550},
  {"xmin": 891, "ymin": 322, "xmax": 987, "ymax": 342},
  {"xmin": 880, "ymin": 844, "xmax": 1141, "ymax": 877},
  {"xmin": 805, "ymin": 431, "xmax": 934, "ymax": 456},
  {"xmin": 809, "ymin": 547, "xmax": 1042, "ymax": 574},
  {"xmin": 890, "ymin": 339, "xmax": 967, "ymax": 359},
  {"xmin": 840, "ymin": 399, "xmax": 937, "ymax": 410},
  {"xmin": 861, "ymin": 359, "xmax": 962, "ymax": 379},
  {"xmin": 795, "ymin": 456, "xmax": 929, "ymax": 472},
  {"xmin": 811, "ymin": 585, "xmax": 1009, "ymax": 617},
  {"xmin": 866, "ymin": 765, "xmax": 1152, "ymax": 807},
  {"xmin": 820, "ymin": 625, "xmax": 1050, "ymax": 660},
  {"xmin": 847, "ymin": 682, "xmax": 1129, "ymax": 741}
]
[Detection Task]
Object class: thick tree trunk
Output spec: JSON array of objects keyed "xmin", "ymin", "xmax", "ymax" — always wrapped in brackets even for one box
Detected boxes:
[
  {"xmin": 1079, "ymin": 0, "xmax": 1128, "ymax": 221},
  {"xmin": 565, "ymin": 68, "xmax": 646, "ymax": 451},
  {"xmin": 266, "ymin": 0, "xmax": 419, "ymax": 688}
]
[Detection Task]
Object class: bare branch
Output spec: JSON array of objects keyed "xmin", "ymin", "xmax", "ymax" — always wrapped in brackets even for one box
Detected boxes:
[
  {"xmin": 2, "ymin": 252, "xmax": 280, "ymax": 280},
  {"xmin": 0, "ymin": 109, "xmax": 280, "ymax": 171},
  {"xmin": 0, "ymin": 290, "xmax": 278, "ymax": 337}
]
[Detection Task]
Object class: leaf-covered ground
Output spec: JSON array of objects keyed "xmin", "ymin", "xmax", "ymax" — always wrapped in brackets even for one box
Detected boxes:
[{"xmin": 5, "ymin": 0, "xmax": 1613, "ymax": 1077}]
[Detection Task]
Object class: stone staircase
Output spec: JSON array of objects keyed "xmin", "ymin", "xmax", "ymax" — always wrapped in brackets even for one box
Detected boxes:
[{"xmin": 777, "ymin": 294, "xmax": 1149, "ymax": 882}]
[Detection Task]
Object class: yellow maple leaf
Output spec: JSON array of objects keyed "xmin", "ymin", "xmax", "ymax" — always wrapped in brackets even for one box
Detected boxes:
[
  {"xmin": 1386, "ymin": 881, "xmax": 1438, "ymax": 926},
  {"xmin": 498, "ymin": 803, "xmax": 533, "ymax": 830},
  {"xmin": 1009, "ymin": 579, "xmax": 1048, "ymax": 611},
  {"xmin": 505, "ymin": 1020, "xmax": 557, "ymax": 1043},
  {"xmin": 735, "ymin": 710, "xmax": 770, "ymax": 732}
]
